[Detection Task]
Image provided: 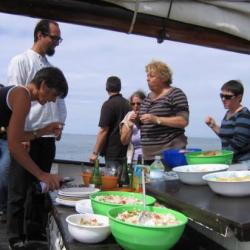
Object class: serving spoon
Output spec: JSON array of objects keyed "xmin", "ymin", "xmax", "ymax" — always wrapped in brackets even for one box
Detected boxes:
[{"xmin": 138, "ymin": 168, "xmax": 151, "ymax": 224}]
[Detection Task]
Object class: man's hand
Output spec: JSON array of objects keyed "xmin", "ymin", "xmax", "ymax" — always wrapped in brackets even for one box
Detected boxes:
[
  {"xmin": 38, "ymin": 172, "xmax": 63, "ymax": 191},
  {"xmin": 89, "ymin": 152, "xmax": 98, "ymax": 163}
]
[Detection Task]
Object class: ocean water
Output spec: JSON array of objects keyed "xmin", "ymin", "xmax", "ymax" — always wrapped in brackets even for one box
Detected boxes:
[{"xmin": 55, "ymin": 133, "xmax": 221, "ymax": 163}]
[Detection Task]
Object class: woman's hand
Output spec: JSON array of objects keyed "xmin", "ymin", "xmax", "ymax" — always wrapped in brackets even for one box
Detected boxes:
[
  {"xmin": 140, "ymin": 114, "xmax": 157, "ymax": 124},
  {"xmin": 205, "ymin": 116, "xmax": 216, "ymax": 128},
  {"xmin": 128, "ymin": 111, "xmax": 139, "ymax": 123},
  {"xmin": 41, "ymin": 122, "xmax": 64, "ymax": 137}
]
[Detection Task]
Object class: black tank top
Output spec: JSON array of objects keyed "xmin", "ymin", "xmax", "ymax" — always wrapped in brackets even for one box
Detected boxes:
[{"xmin": 0, "ymin": 85, "xmax": 14, "ymax": 127}]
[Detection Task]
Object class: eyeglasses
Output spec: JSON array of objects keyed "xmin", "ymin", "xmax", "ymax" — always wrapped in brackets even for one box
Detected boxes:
[
  {"xmin": 131, "ymin": 102, "xmax": 141, "ymax": 106},
  {"xmin": 220, "ymin": 93, "xmax": 235, "ymax": 100},
  {"xmin": 43, "ymin": 32, "xmax": 63, "ymax": 43}
]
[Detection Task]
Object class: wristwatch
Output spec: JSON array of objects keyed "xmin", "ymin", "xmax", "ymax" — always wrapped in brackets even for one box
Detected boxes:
[{"xmin": 156, "ymin": 117, "xmax": 161, "ymax": 125}]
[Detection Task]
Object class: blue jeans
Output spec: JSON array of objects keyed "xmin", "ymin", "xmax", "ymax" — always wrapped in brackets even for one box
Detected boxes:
[{"xmin": 0, "ymin": 139, "xmax": 11, "ymax": 212}]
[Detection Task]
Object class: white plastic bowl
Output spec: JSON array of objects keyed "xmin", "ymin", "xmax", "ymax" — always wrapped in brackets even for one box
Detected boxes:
[
  {"xmin": 75, "ymin": 199, "xmax": 93, "ymax": 214},
  {"xmin": 66, "ymin": 213, "xmax": 111, "ymax": 243},
  {"xmin": 173, "ymin": 164, "xmax": 229, "ymax": 185},
  {"xmin": 203, "ymin": 171, "xmax": 250, "ymax": 197}
]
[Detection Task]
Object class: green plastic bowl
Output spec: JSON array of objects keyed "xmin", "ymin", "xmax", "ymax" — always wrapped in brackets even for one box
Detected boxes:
[
  {"xmin": 90, "ymin": 191, "xmax": 156, "ymax": 216},
  {"xmin": 185, "ymin": 150, "xmax": 233, "ymax": 165},
  {"xmin": 108, "ymin": 205, "xmax": 187, "ymax": 250}
]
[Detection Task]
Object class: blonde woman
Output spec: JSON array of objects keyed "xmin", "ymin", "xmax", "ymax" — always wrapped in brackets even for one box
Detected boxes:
[{"xmin": 139, "ymin": 60, "xmax": 189, "ymax": 164}]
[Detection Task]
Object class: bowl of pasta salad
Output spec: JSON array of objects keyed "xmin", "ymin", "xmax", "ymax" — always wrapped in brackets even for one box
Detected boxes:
[
  {"xmin": 90, "ymin": 191, "xmax": 156, "ymax": 216},
  {"xmin": 203, "ymin": 170, "xmax": 250, "ymax": 197},
  {"xmin": 108, "ymin": 204, "xmax": 187, "ymax": 250},
  {"xmin": 173, "ymin": 164, "xmax": 229, "ymax": 185},
  {"xmin": 66, "ymin": 213, "xmax": 111, "ymax": 243}
]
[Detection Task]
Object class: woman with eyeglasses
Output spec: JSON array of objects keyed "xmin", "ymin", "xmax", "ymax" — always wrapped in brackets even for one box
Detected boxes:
[
  {"xmin": 139, "ymin": 60, "xmax": 189, "ymax": 164},
  {"xmin": 120, "ymin": 90, "xmax": 146, "ymax": 163},
  {"xmin": 205, "ymin": 80, "xmax": 250, "ymax": 163}
]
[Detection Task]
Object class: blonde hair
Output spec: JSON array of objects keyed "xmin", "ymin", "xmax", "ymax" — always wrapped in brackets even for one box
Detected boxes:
[{"xmin": 145, "ymin": 60, "xmax": 172, "ymax": 85}]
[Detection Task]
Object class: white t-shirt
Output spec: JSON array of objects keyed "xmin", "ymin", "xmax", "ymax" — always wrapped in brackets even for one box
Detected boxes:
[{"xmin": 7, "ymin": 49, "xmax": 67, "ymax": 134}]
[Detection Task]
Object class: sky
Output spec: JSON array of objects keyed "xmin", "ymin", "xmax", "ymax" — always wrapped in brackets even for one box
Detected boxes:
[{"xmin": 0, "ymin": 13, "xmax": 250, "ymax": 138}]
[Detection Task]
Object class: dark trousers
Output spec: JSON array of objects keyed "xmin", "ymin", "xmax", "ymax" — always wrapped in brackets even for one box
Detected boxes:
[{"xmin": 7, "ymin": 137, "xmax": 55, "ymax": 239}]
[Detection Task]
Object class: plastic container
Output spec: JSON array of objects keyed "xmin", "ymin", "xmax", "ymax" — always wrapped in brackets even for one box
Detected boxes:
[
  {"xmin": 185, "ymin": 150, "xmax": 233, "ymax": 165},
  {"xmin": 81, "ymin": 172, "xmax": 92, "ymax": 186},
  {"xmin": 108, "ymin": 205, "xmax": 187, "ymax": 250},
  {"xmin": 90, "ymin": 191, "xmax": 156, "ymax": 216},
  {"xmin": 101, "ymin": 176, "xmax": 118, "ymax": 190},
  {"xmin": 162, "ymin": 148, "xmax": 201, "ymax": 168},
  {"xmin": 150, "ymin": 156, "xmax": 165, "ymax": 180}
]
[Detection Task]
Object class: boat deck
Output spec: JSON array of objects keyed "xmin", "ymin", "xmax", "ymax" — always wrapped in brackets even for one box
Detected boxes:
[{"xmin": 0, "ymin": 220, "xmax": 8, "ymax": 250}]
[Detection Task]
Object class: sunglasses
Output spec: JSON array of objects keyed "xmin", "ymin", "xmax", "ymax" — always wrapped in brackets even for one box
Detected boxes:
[
  {"xmin": 131, "ymin": 102, "xmax": 141, "ymax": 106},
  {"xmin": 43, "ymin": 32, "xmax": 63, "ymax": 43},
  {"xmin": 220, "ymin": 93, "xmax": 235, "ymax": 100}
]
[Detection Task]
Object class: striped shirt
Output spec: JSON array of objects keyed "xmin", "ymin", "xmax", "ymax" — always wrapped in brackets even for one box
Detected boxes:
[
  {"xmin": 219, "ymin": 107, "xmax": 250, "ymax": 162},
  {"xmin": 140, "ymin": 87, "xmax": 189, "ymax": 147}
]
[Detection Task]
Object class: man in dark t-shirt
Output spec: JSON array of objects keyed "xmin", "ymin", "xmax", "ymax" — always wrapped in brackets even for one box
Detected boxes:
[{"xmin": 90, "ymin": 76, "xmax": 130, "ymax": 169}]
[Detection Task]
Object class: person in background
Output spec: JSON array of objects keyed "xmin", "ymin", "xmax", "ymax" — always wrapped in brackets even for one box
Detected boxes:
[
  {"xmin": 205, "ymin": 80, "xmax": 250, "ymax": 164},
  {"xmin": 90, "ymin": 76, "xmax": 130, "ymax": 171},
  {"xmin": 7, "ymin": 19, "xmax": 66, "ymax": 247},
  {"xmin": 0, "ymin": 83, "xmax": 11, "ymax": 223},
  {"xmin": 120, "ymin": 90, "xmax": 146, "ymax": 164},
  {"xmin": 139, "ymin": 60, "xmax": 189, "ymax": 164}
]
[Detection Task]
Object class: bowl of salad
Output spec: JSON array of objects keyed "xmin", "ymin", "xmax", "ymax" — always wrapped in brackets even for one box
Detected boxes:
[
  {"xmin": 203, "ymin": 170, "xmax": 250, "ymax": 197},
  {"xmin": 66, "ymin": 213, "xmax": 111, "ymax": 243},
  {"xmin": 90, "ymin": 191, "xmax": 156, "ymax": 216},
  {"xmin": 108, "ymin": 204, "xmax": 187, "ymax": 250},
  {"xmin": 173, "ymin": 164, "xmax": 229, "ymax": 185},
  {"xmin": 185, "ymin": 150, "xmax": 233, "ymax": 165}
]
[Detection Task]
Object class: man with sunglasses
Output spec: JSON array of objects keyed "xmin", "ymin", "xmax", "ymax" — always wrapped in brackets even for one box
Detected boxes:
[
  {"xmin": 6, "ymin": 19, "xmax": 66, "ymax": 249},
  {"xmin": 205, "ymin": 80, "xmax": 250, "ymax": 164}
]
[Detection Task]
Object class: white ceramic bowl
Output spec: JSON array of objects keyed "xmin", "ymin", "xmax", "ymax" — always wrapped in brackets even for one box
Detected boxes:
[
  {"xmin": 203, "ymin": 171, "xmax": 250, "ymax": 197},
  {"xmin": 75, "ymin": 199, "xmax": 93, "ymax": 214},
  {"xmin": 173, "ymin": 164, "xmax": 229, "ymax": 185},
  {"xmin": 66, "ymin": 213, "xmax": 111, "ymax": 243}
]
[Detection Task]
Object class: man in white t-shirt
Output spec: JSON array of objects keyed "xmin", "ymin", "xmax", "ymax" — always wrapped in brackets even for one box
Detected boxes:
[{"xmin": 7, "ymin": 19, "xmax": 66, "ymax": 249}]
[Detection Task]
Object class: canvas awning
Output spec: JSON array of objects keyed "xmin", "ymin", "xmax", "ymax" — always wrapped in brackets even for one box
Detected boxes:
[{"xmin": 0, "ymin": 0, "xmax": 250, "ymax": 54}]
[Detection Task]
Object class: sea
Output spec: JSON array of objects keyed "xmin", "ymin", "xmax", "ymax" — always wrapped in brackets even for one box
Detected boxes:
[{"xmin": 55, "ymin": 133, "xmax": 221, "ymax": 163}]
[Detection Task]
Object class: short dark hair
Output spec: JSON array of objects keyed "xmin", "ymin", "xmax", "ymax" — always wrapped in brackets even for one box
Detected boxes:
[
  {"xmin": 0, "ymin": 83, "xmax": 4, "ymax": 88},
  {"xmin": 129, "ymin": 90, "xmax": 146, "ymax": 103},
  {"xmin": 106, "ymin": 76, "xmax": 121, "ymax": 92},
  {"xmin": 221, "ymin": 80, "xmax": 244, "ymax": 97},
  {"xmin": 31, "ymin": 67, "xmax": 68, "ymax": 98},
  {"xmin": 34, "ymin": 19, "xmax": 59, "ymax": 42}
]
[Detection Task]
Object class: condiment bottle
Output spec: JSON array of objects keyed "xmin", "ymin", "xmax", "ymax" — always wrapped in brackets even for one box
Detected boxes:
[
  {"xmin": 133, "ymin": 154, "xmax": 143, "ymax": 192},
  {"xmin": 118, "ymin": 160, "xmax": 130, "ymax": 187},
  {"xmin": 89, "ymin": 159, "xmax": 102, "ymax": 188}
]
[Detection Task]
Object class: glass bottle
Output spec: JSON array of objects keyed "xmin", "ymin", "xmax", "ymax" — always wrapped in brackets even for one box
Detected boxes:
[
  {"xmin": 119, "ymin": 161, "xmax": 130, "ymax": 187},
  {"xmin": 133, "ymin": 154, "xmax": 143, "ymax": 192},
  {"xmin": 149, "ymin": 155, "xmax": 165, "ymax": 181},
  {"xmin": 89, "ymin": 159, "xmax": 102, "ymax": 188}
]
